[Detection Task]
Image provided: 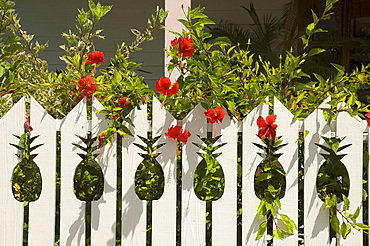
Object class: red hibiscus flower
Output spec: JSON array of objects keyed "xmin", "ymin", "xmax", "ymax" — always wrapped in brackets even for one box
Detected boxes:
[
  {"xmin": 24, "ymin": 117, "xmax": 33, "ymax": 134},
  {"xmin": 257, "ymin": 115, "xmax": 278, "ymax": 140},
  {"xmin": 86, "ymin": 51, "xmax": 105, "ymax": 65},
  {"xmin": 165, "ymin": 125, "xmax": 191, "ymax": 144},
  {"xmin": 171, "ymin": 36, "xmax": 195, "ymax": 58},
  {"xmin": 118, "ymin": 97, "xmax": 130, "ymax": 108},
  {"xmin": 156, "ymin": 77, "xmax": 179, "ymax": 107},
  {"xmin": 366, "ymin": 112, "xmax": 370, "ymax": 127},
  {"xmin": 78, "ymin": 76, "xmax": 98, "ymax": 97},
  {"xmin": 156, "ymin": 77, "xmax": 179, "ymax": 96},
  {"xmin": 204, "ymin": 106, "xmax": 225, "ymax": 124}
]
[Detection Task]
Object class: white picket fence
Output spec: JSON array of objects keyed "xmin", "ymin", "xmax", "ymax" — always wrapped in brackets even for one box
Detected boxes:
[{"xmin": 0, "ymin": 96, "xmax": 368, "ymax": 246}]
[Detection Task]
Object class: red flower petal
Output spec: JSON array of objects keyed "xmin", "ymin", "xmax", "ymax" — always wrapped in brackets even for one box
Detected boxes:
[
  {"xmin": 86, "ymin": 51, "xmax": 105, "ymax": 65},
  {"xmin": 215, "ymin": 106, "xmax": 225, "ymax": 123},
  {"xmin": 256, "ymin": 116, "xmax": 267, "ymax": 128},
  {"xmin": 178, "ymin": 130, "xmax": 191, "ymax": 144},
  {"xmin": 204, "ymin": 108, "xmax": 216, "ymax": 124},
  {"xmin": 266, "ymin": 114, "xmax": 277, "ymax": 125},
  {"xmin": 167, "ymin": 81, "xmax": 179, "ymax": 96}
]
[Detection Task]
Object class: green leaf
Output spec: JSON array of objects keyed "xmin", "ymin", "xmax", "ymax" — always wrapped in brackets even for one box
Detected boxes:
[
  {"xmin": 322, "ymin": 109, "xmax": 336, "ymax": 126},
  {"xmin": 308, "ymin": 48, "xmax": 326, "ymax": 57},
  {"xmin": 355, "ymin": 223, "xmax": 370, "ymax": 230},
  {"xmin": 213, "ymin": 37, "xmax": 231, "ymax": 46},
  {"xmin": 330, "ymin": 214, "xmax": 340, "ymax": 233},
  {"xmin": 255, "ymin": 221, "xmax": 267, "ymax": 240},
  {"xmin": 274, "ymin": 228, "xmax": 284, "ymax": 239},
  {"xmin": 280, "ymin": 214, "xmax": 298, "ymax": 231},
  {"xmin": 340, "ymin": 223, "xmax": 351, "ymax": 239},
  {"xmin": 342, "ymin": 194, "xmax": 350, "ymax": 211}
]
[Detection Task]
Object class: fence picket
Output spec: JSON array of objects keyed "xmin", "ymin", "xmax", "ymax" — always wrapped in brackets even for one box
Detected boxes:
[
  {"xmin": 0, "ymin": 95, "xmax": 369, "ymax": 245},
  {"xmin": 28, "ymin": 97, "xmax": 57, "ymax": 246},
  {"xmin": 60, "ymin": 98, "xmax": 88, "ymax": 246},
  {"xmin": 212, "ymin": 107, "xmax": 238, "ymax": 246},
  {"xmin": 0, "ymin": 98, "xmax": 25, "ymax": 246},
  {"xmin": 304, "ymin": 99, "xmax": 331, "ymax": 245},
  {"xmin": 273, "ymin": 97, "xmax": 299, "ymax": 245},
  {"xmin": 121, "ymin": 103, "xmax": 147, "ymax": 246},
  {"xmin": 242, "ymin": 102, "xmax": 269, "ymax": 245},
  {"xmin": 181, "ymin": 103, "xmax": 207, "ymax": 245},
  {"xmin": 337, "ymin": 112, "xmax": 363, "ymax": 246},
  {"xmin": 151, "ymin": 97, "xmax": 177, "ymax": 246},
  {"xmin": 91, "ymin": 97, "xmax": 117, "ymax": 246}
]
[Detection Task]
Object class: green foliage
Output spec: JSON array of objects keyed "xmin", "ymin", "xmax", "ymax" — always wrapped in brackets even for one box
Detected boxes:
[
  {"xmin": 134, "ymin": 133, "xmax": 165, "ymax": 200},
  {"xmin": 193, "ymin": 134, "xmax": 226, "ymax": 201},
  {"xmin": 73, "ymin": 132, "xmax": 104, "ymax": 202},
  {"xmin": 10, "ymin": 132, "xmax": 43, "ymax": 203},
  {"xmin": 162, "ymin": 1, "xmax": 370, "ymax": 126}
]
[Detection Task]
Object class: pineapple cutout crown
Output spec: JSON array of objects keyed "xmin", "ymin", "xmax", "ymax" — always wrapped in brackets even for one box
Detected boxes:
[
  {"xmin": 134, "ymin": 133, "xmax": 166, "ymax": 200},
  {"xmin": 73, "ymin": 132, "xmax": 100, "ymax": 164},
  {"xmin": 133, "ymin": 134, "xmax": 165, "ymax": 163},
  {"xmin": 193, "ymin": 134, "xmax": 226, "ymax": 201},
  {"xmin": 193, "ymin": 135, "xmax": 226, "ymax": 166},
  {"xmin": 10, "ymin": 133, "xmax": 43, "ymax": 162},
  {"xmin": 315, "ymin": 136, "xmax": 351, "ymax": 164},
  {"xmin": 253, "ymin": 136, "xmax": 287, "ymax": 163}
]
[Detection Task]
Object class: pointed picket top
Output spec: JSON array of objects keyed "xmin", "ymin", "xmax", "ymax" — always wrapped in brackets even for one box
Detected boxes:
[
  {"xmin": 242, "ymin": 101, "xmax": 269, "ymax": 246},
  {"xmin": 336, "ymin": 110, "xmax": 363, "ymax": 246},
  {"xmin": 59, "ymin": 97, "xmax": 88, "ymax": 246},
  {"xmin": 28, "ymin": 97, "xmax": 57, "ymax": 246},
  {"xmin": 181, "ymin": 102, "xmax": 207, "ymax": 246},
  {"xmin": 304, "ymin": 97, "xmax": 331, "ymax": 245},
  {"xmin": 273, "ymin": 97, "xmax": 299, "ymax": 245},
  {"xmin": 90, "ymin": 97, "xmax": 116, "ymax": 246},
  {"xmin": 121, "ymin": 103, "xmax": 147, "ymax": 246},
  {"xmin": 212, "ymin": 107, "xmax": 238, "ymax": 246},
  {"xmin": 0, "ymin": 97, "xmax": 25, "ymax": 246}
]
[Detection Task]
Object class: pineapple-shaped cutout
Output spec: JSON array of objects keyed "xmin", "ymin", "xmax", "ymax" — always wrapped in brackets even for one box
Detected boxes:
[
  {"xmin": 193, "ymin": 135, "xmax": 226, "ymax": 201},
  {"xmin": 73, "ymin": 132, "xmax": 104, "ymax": 202},
  {"xmin": 11, "ymin": 133, "xmax": 43, "ymax": 202},
  {"xmin": 315, "ymin": 136, "xmax": 350, "ymax": 202},
  {"xmin": 134, "ymin": 133, "xmax": 165, "ymax": 200},
  {"xmin": 253, "ymin": 136, "xmax": 287, "ymax": 200}
]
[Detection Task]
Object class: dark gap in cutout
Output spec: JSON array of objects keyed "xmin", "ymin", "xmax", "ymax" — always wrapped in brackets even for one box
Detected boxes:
[
  {"xmin": 206, "ymin": 201, "xmax": 212, "ymax": 246},
  {"xmin": 298, "ymin": 132, "xmax": 304, "ymax": 245},
  {"xmin": 116, "ymin": 136, "xmax": 122, "ymax": 246},
  {"xmin": 237, "ymin": 132, "xmax": 242, "ymax": 246},
  {"xmin": 55, "ymin": 131, "xmax": 61, "ymax": 245},
  {"xmin": 86, "ymin": 201, "xmax": 91, "ymax": 246},
  {"xmin": 147, "ymin": 200, "xmax": 153, "ymax": 246},
  {"xmin": 23, "ymin": 202, "xmax": 29, "ymax": 246},
  {"xmin": 363, "ymin": 140, "xmax": 369, "ymax": 246},
  {"xmin": 176, "ymin": 142, "xmax": 182, "ymax": 246}
]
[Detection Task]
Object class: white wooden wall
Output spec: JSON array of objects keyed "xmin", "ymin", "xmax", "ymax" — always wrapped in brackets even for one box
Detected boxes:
[{"xmin": 0, "ymin": 96, "xmax": 368, "ymax": 246}]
